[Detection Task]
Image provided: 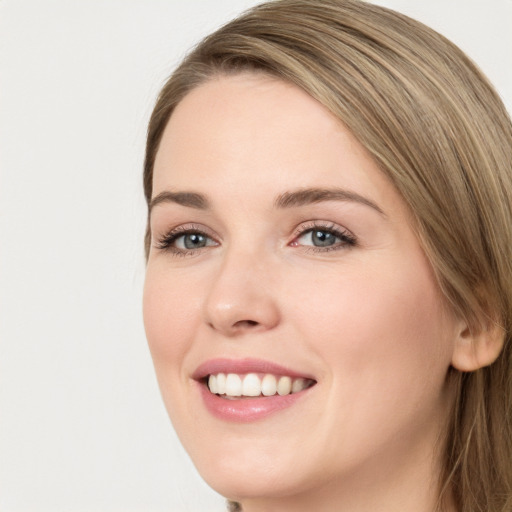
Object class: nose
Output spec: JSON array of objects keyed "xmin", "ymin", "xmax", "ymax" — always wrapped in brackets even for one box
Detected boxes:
[{"xmin": 202, "ymin": 249, "xmax": 281, "ymax": 337}]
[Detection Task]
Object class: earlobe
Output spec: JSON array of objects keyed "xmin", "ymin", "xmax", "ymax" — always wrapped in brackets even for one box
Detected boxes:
[{"xmin": 451, "ymin": 317, "xmax": 505, "ymax": 372}]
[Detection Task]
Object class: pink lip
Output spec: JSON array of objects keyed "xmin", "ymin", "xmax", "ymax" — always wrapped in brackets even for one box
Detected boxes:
[
  {"xmin": 192, "ymin": 358, "xmax": 315, "ymax": 380},
  {"xmin": 193, "ymin": 358, "xmax": 316, "ymax": 423}
]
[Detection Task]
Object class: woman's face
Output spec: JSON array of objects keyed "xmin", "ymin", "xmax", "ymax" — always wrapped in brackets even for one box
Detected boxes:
[{"xmin": 144, "ymin": 74, "xmax": 460, "ymax": 505}]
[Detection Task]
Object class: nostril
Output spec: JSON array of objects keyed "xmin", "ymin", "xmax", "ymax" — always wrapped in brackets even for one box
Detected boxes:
[{"xmin": 234, "ymin": 320, "xmax": 259, "ymax": 328}]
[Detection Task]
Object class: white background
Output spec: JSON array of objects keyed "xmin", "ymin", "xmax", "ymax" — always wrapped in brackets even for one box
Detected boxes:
[{"xmin": 1, "ymin": 1, "xmax": 510, "ymax": 511}]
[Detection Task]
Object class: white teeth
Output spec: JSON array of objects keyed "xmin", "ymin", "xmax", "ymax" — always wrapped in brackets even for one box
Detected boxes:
[
  {"xmin": 292, "ymin": 378, "xmax": 306, "ymax": 393},
  {"xmin": 207, "ymin": 372, "xmax": 313, "ymax": 398},
  {"xmin": 216, "ymin": 373, "xmax": 226, "ymax": 395},
  {"xmin": 208, "ymin": 375, "xmax": 218, "ymax": 394},
  {"xmin": 242, "ymin": 373, "xmax": 261, "ymax": 397},
  {"xmin": 261, "ymin": 374, "xmax": 277, "ymax": 396},
  {"xmin": 225, "ymin": 374, "xmax": 242, "ymax": 396},
  {"xmin": 277, "ymin": 376, "xmax": 292, "ymax": 396}
]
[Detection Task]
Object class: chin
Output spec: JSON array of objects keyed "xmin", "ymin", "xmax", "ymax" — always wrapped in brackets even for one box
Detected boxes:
[
  {"xmin": 181, "ymin": 432, "xmax": 316, "ymax": 502},
  {"xmin": 199, "ymin": 462, "xmax": 307, "ymax": 504}
]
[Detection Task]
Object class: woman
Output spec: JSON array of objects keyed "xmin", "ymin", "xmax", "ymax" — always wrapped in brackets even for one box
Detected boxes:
[{"xmin": 142, "ymin": 1, "xmax": 512, "ymax": 510}]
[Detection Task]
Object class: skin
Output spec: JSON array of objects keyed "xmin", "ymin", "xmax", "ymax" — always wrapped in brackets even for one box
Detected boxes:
[{"xmin": 143, "ymin": 73, "xmax": 462, "ymax": 512}]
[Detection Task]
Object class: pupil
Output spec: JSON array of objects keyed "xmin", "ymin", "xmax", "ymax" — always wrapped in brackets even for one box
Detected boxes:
[
  {"xmin": 312, "ymin": 230, "xmax": 335, "ymax": 247},
  {"xmin": 184, "ymin": 233, "xmax": 206, "ymax": 249}
]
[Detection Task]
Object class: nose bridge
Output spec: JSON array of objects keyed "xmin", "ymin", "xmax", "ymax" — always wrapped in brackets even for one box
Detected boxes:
[{"xmin": 203, "ymin": 243, "xmax": 280, "ymax": 335}]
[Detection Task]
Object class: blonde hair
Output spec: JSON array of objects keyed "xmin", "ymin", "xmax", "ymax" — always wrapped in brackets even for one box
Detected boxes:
[{"xmin": 143, "ymin": 1, "xmax": 512, "ymax": 510}]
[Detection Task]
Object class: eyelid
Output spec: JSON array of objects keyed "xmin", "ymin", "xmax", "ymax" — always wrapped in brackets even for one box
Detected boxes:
[
  {"xmin": 153, "ymin": 223, "xmax": 220, "ymax": 254},
  {"xmin": 290, "ymin": 220, "xmax": 357, "ymax": 249},
  {"xmin": 291, "ymin": 220, "xmax": 354, "ymax": 238}
]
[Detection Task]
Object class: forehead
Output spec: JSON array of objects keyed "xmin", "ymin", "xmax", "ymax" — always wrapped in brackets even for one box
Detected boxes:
[{"xmin": 152, "ymin": 73, "xmax": 396, "ymax": 212}]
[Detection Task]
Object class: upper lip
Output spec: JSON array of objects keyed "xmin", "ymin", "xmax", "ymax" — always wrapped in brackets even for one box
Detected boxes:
[{"xmin": 192, "ymin": 358, "xmax": 316, "ymax": 381}]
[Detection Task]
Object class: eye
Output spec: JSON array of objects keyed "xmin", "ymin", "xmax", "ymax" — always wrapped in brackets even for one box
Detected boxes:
[
  {"xmin": 155, "ymin": 225, "xmax": 218, "ymax": 255},
  {"xmin": 291, "ymin": 223, "xmax": 356, "ymax": 251},
  {"xmin": 175, "ymin": 232, "xmax": 212, "ymax": 250},
  {"xmin": 300, "ymin": 230, "xmax": 338, "ymax": 247}
]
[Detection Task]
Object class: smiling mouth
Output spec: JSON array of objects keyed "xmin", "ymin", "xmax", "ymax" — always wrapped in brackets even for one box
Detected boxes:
[{"xmin": 205, "ymin": 372, "xmax": 316, "ymax": 399}]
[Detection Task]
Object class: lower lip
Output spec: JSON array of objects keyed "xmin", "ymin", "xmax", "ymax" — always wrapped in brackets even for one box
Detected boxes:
[{"xmin": 198, "ymin": 382, "xmax": 312, "ymax": 422}]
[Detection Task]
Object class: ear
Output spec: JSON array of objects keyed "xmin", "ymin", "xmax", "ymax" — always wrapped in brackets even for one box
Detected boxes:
[{"xmin": 451, "ymin": 316, "xmax": 505, "ymax": 372}]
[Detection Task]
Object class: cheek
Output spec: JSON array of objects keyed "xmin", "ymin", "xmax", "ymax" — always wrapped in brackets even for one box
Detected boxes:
[
  {"xmin": 301, "ymin": 254, "xmax": 451, "ymax": 359},
  {"xmin": 143, "ymin": 268, "xmax": 198, "ymax": 378},
  {"xmin": 289, "ymin": 256, "xmax": 454, "ymax": 430}
]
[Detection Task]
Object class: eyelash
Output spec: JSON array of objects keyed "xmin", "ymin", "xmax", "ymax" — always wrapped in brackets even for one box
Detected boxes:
[
  {"xmin": 291, "ymin": 221, "xmax": 357, "ymax": 252},
  {"xmin": 154, "ymin": 221, "xmax": 357, "ymax": 256},
  {"xmin": 154, "ymin": 224, "xmax": 217, "ymax": 256}
]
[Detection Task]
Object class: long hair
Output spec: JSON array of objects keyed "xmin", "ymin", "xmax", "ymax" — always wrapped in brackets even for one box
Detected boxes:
[{"xmin": 144, "ymin": 1, "xmax": 512, "ymax": 510}]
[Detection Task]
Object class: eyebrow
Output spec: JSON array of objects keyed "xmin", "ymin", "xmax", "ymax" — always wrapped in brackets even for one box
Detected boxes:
[
  {"xmin": 149, "ymin": 191, "xmax": 210, "ymax": 213},
  {"xmin": 274, "ymin": 188, "xmax": 386, "ymax": 216},
  {"xmin": 149, "ymin": 187, "xmax": 385, "ymax": 216}
]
